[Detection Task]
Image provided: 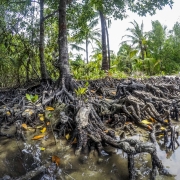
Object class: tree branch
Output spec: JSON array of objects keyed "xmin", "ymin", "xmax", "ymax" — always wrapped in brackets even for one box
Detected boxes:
[{"xmin": 43, "ymin": 10, "xmax": 58, "ymax": 21}]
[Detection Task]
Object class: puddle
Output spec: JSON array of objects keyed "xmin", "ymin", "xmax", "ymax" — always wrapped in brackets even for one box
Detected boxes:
[{"xmin": 0, "ymin": 125, "xmax": 179, "ymax": 180}]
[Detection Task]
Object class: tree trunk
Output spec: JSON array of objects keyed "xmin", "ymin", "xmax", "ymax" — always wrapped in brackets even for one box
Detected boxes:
[
  {"xmin": 86, "ymin": 36, "xmax": 89, "ymax": 64},
  {"xmin": 99, "ymin": 11, "xmax": 109, "ymax": 71},
  {"xmin": 57, "ymin": 0, "xmax": 71, "ymax": 88},
  {"xmin": 26, "ymin": 58, "xmax": 30, "ymax": 82},
  {"xmin": 105, "ymin": 19, "xmax": 110, "ymax": 69},
  {"xmin": 140, "ymin": 41, "xmax": 144, "ymax": 60},
  {"xmin": 39, "ymin": 0, "xmax": 49, "ymax": 81}
]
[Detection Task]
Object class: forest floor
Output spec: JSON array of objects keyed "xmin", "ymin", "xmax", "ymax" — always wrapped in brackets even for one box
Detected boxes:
[{"xmin": 0, "ymin": 76, "xmax": 180, "ymax": 180}]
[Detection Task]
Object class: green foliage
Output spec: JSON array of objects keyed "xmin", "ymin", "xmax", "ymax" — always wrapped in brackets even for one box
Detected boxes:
[
  {"xmin": 26, "ymin": 94, "xmax": 38, "ymax": 103},
  {"xmin": 75, "ymin": 82, "xmax": 89, "ymax": 100}
]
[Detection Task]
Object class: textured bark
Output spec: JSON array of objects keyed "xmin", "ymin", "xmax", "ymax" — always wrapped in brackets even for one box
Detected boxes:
[
  {"xmin": 105, "ymin": 19, "xmax": 110, "ymax": 69},
  {"xmin": 99, "ymin": 11, "xmax": 109, "ymax": 71},
  {"xmin": 39, "ymin": 0, "xmax": 49, "ymax": 81},
  {"xmin": 58, "ymin": 0, "xmax": 71, "ymax": 82},
  {"xmin": 86, "ymin": 36, "xmax": 89, "ymax": 64},
  {"xmin": 140, "ymin": 41, "xmax": 145, "ymax": 60}
]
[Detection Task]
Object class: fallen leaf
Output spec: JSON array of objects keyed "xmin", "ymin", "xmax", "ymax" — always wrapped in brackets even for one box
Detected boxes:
[
  {"xmin": 6, "ymin": 111, "xmax": 11, "ymax": 116},
  {"xmin": 35, "ymin": 125, "xmax": 44, "ymax": 129},
  {"xmin": 52, "ymin": 155, "xmax": 60, "ymax": 166},
  {"xmin": 71, "ymin": 138, "xmax": 77, "ymax": 144},
  {"xmin": 21, "ymin": 123, "xmax": 28, "ymax": 130},
  {"xmin": 39, "ymin": 116, "xmax": 44, "ymax": 121},
  {"xmin": 149, "ymin": 117, "xmax": 156, "ymax": 123},
  {"xmin": 111, "ymin": 91, "xmax": 116, "ymax": 95},
  {"xmin": 31, "ymin": 134, "xmax": 45, "ymax": 140},
  {"xmin": 45, "ymin": 106, "xmax": 54, "ymax": 111},
  {"xmin": 142, "ymin": 120, "xmax": 152, "ymax": 125},
  {"xmin": 158, "ymin": 135, "xmax": 164, "ymax": 138},
  {"xmin": 104, "ymin": 130, "xmax": 109, "ymax": 133},
  {"xmin": 47, "ymin": 122, "xmax": 50, "ymax": 126},
  {"xmin": 90, "ymin": 90, "xmax": 96, "ymax": 93},
  {"xmin": 22, "ymin": 109, "xmax": 34, "ymax": 116},
  {"xmin": 40, "ymin": 127, "xmax": 46, "ymax": 133},
  {"xmin": 65, "ymin": 133, "xmax": 70, "ymax": 140},
  {"xmin": 147, "ymin": 125, "xmax": 152, "ymax": 131},
  {"xmin": 40, "ymin": 147, "xmax": 45, "ymax": 151},
  {"xmin": 164, "ymin": 119, "xmax": 169, "ymax": 123},
  {"xmin": 160, "ymin": 127, "xmax": 166, "ymax": 130}
]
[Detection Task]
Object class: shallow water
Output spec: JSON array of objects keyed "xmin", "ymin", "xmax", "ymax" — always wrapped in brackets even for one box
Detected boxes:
[{"xmin": 0, "ymin": 126, "xmax": 179, "ymax": 180}]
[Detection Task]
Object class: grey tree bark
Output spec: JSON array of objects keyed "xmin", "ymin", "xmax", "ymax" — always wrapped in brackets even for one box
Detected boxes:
[
  {"xmin": 39, "ymin": 0, "xmax": 49, "ymax": 81},
  {"xmin": 99, "ymin": 10, "xmax": 109, "ymax": 71}
]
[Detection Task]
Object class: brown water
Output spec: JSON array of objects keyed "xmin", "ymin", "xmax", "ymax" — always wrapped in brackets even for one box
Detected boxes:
[{"xmin": 0, "ymin": 126, "xmax": 179, "ymax": 180}]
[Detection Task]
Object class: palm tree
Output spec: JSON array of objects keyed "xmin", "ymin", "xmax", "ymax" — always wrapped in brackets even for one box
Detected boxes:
[
  {"xmin": 122, "ymin": 20, "xmax": 147, "ymax": 60},
  {"xmin": 70, "ymin": 17, "xmax": 101, "ymax": 64}
]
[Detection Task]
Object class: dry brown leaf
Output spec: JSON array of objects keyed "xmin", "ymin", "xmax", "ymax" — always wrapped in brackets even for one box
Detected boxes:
[
  {"xmin": 52, "ymin": 155, "xmax": 60, "ymax": 166},
  {"xmin": 149, "ymin": 117, "xmax": 156, "ymax": 123},
  {"xmin": 21, "ymin": 123, "xmax": 28, "ymax": 130},
  {"xmin": 45, "ymin": 106, "xmax": 54, "ymax": 111},
  {"xmin": 147, "ymin": 125, "xmax": 152, "ymax": 131},
  {"xmin": 31, "ymin": 134, "xmax": 45, "ymax": 140},
  {"xmin": 71, "ymin": 138, "xmax": 77, "ymax": 144},
  {"xmin": 90, "ymin": 90, "xmax": 96, "ymax": 93},
  {"xmin": 111, "ymin": 91, "xmax": 116, "ymax": 95}
]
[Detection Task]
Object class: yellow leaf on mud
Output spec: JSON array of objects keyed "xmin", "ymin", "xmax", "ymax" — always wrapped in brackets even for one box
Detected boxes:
[
  {"xmin": 47, "ymin": 122, "xmax": 50, "ymax": 126},
  {"xmin": 164, "ymin": 119, "xmax": 169, "ymax": 123},
  {"xmin": 31, "ymin": 134, "xmax": 45, "ymax": 140},
  {"xmin": 52, "ymin": 155, "xmax": 60, "ymax": 166},
  {"xmin": 158, "ymin": 135, "xmax": 164, "ymax": 138},
  {"xmin": 160, "ymin": 127, "xmax": 166, "ymax": 130},
  {"xmin": 39, "ymin": 116, "xmax": 44, "ymax": 121},
  {"xmin": 45, "ymin": 106, "xmax": 54, "ymax": 111},
  {"xmin": 38, "ymin": 114, "xmax": 44, "ymax": 117},
  {"xmin": 65, "ymin": 133, "xmax": 70, "ymax": 140},
  {"xmin": 40, "ymin": 147, "xmax": 45, "ymax": 151},
  {"xmin": 141, "ymin": 120, "xmax": 152, "ymax": 125},
  {"xmin": 34, "ymin": 125, "xmax": 44, "ymax": 129},
  {"xmin": 21, "ymin": 123, "xmax": 28, "ymax": 130},
  {"xmin": 6, "ymin": 111, "xmax": 11, "ymax": 116},
  {"xmin": 40, "ymin": 127, "xmax": 46, "ymax": 133}
]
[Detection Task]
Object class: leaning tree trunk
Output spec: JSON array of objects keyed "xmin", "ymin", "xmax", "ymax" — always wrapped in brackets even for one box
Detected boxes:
[
  {"xmin": 99, "ymin": 11, "xmax": 109, "ymax": 71},
  {"xmin": 39, "ymin": 0, "xmax": 49, "ymax": 81},
  {"xmin": 57, "ymin": 0, "xmax": 72, "ymax": 89}
]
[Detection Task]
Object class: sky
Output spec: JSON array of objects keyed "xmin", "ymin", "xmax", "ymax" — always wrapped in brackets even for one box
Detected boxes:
[{"xmin": 108, "ymin": 0, "xmax": 180, "ymax": 54}]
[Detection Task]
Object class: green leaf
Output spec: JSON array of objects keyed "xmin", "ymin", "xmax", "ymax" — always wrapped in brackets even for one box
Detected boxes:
[
  {"xmin": 32, "ymin": 94, "xmax": 38, "ymax": 103},
  {"xmin": 26, "ymin": 94, "xmax": 31, "ymax": 101}
]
